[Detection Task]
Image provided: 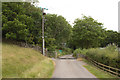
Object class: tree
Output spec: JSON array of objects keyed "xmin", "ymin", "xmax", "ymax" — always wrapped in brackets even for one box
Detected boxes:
[
  {"xmin": 2, "ymin": 2, "xmax": 42, "ymax": 45},
  {"xmin": 44, "ymin": 14, "xmax": 72, "ymax": 50},
  {"xmin": 71, "ymin": 15, "xmax": 106, "ymax": 49},
  {"xmin": 2, "ymin": 2, "xmax": 30, "ymax": 41},
  {"xmin": 2, "ymin": 2, "xmax": 72, "ymax": 52},
  {"xmin": 100, "ymin": 30, "xmax": 119, "ymax": 47}
]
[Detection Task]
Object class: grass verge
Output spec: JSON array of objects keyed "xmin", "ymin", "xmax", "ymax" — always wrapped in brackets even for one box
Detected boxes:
[
  {"xmin": 83, "ymin": 59, "xmax": 118, "ymax": 79},
  {"xmin": 2, "ymin": 42, "xmax": 54, "ymax": 78}
]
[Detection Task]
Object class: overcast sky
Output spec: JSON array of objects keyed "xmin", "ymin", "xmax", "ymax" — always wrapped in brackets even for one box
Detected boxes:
[{"xmin": 38, "ymin": 0, "xmax": 119, "ymax": 31}]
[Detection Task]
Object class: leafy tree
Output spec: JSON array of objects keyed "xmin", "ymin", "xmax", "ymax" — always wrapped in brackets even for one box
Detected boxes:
[
  {"xmin": 71, "ymin": 15, "xmax": 106, "ymax": 49},
  {"xmin": 2, "ymin": 2, "xmax": 72, "ymax": 52},
  {"xmin": 101, "ymin": 30, "xmax": 119, "ymax": 47},
  {"xmin": 45, "ymin": 14, "xmax": 72, "ymax": 50},
  {"xmin": 2, "ymin": 2, "xmax": 42, "ymax": 45},
  {"xmin": 2, "ymin": 2, "xmax": 30, "ymax": 41}
]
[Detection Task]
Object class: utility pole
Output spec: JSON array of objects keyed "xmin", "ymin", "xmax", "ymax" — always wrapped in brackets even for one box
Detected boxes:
[
  {"xmin": 41, "ymin": 8, "xmax": 48, "ymax": 56},
  {"xmin": 42, "ymin": 8, "xmax": 45, "ymax": 56}
]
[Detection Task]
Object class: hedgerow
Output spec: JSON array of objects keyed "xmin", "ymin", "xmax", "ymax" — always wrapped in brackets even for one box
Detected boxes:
[{"xmin": 73, "ymin": 44, "xmax": 119, "ymax": 69}]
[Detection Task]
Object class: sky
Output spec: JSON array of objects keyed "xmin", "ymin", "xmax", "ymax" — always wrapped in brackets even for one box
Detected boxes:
[{"xmin": 38, "ymin": 0, "xmax": 119, "ymax": 32}]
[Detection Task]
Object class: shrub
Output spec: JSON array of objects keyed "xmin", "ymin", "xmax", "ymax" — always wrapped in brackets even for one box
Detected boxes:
[
  {"xmin": 73, "ymin": 48, "xmax": 82, "ymax": 57},
  {"xmin": 55, "ymin": 48, "xmax": 73, "ymax": 57},
  {"xmin": 73, "ymin": 48, "xmax": 88, "ymax": 57},
  {"xmin": 63, "ymin": 48, "xmax": 72, "ymax": 54},
  {"xmin": 106, "ymin": 44, "xmax": 117, "ymax": 52},
  {"xmin": 73, "ymin": 45, "xmax": 119, "ymax": 69},
  {"xmin": 86, "ymin": 45, "xmax": 118, "ymax": 68}
]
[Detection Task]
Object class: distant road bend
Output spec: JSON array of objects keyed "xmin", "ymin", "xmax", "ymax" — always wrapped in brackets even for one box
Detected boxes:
[{"xmin": 52, "ymin": 54, "xmax": 97, "ymax": 78}]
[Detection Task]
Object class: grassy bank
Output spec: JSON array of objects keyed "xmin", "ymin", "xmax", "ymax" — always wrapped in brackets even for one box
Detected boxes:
[
  {"xmin": 2, "ymin": 42, "xmax": 54, "ymax": 78},
  {"xmin": 83, "ymin": 59, "xmax": 117, "ymax": 79}
]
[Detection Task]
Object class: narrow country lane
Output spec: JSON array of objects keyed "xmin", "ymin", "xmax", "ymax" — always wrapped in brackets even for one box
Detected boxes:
[{"xmin": 52, "ymin": 55, "xmax": 97, "ymax": 78}]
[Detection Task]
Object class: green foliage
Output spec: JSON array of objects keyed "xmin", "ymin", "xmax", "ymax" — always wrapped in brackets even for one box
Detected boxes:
[
  {"xmin": 74, "ymin": 44, "xmax": 119, "ymax": 68},
  {"xmin": 2, "ymin": 2, "xmax": 72, "ymax": 55},
  {"xmin": 45, "ymin": 14, "xmax": 72, "ymax": 48},
  {"xmin": 2, "ymin": 2, "xmax": 119, "ymax": 58},
  {"xmin": 86, "ymin": 46, "xmax": 118, "ymax": 68},
  {"xmin": 68, "ymin": 15, "xmax": 119, "ymax": 49},
  {"xmin": 100, "ymin": 30, "xmax": 119, "ymax": 47},
  {"xmin": 45, "ymin": 38, "xmax": 56, "ymax": 51},
  {"xmin": 73, "ymin": 48, "xmax": 82, "ymax": 57},
  {"xmin": 5, "ymin": 33, "xmax": 16, "ymax": 39},
  {"xmin": 63, "ymin": 48, "xmax": 72, "ymax": 54},
  {"xmin": 2, "ymin": 19, "xmax": 28, "ymax": 40},
  {"xmin": 70, "ymin": 15, "xmax": 106, "ymax": 49},
  {"xmin": 73, "ymin": 48, "xmax": 88, "ymax": 57},
  {"xmin": 83, "ymin": 63, "xmax": 117, "ymax": 78},
  {"xmin": 2, "ymin": 42, "xmax": 54, "ymax": 78},
  {"xmin": 2, "ymin": 2, "xmax": 35, "ymax": 43},
  {"xmin": 56, "ymin": 48, "xmax": 72, "ymax": 57},
  {"xmin": 106, "ymin": 44, "xmax": 118, "ymax": 52}
]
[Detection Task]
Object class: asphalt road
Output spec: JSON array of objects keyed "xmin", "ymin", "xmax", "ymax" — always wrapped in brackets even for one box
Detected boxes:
[{"xmin": 52, "ymin": 54, "xmax": 97, "ymax": 78}]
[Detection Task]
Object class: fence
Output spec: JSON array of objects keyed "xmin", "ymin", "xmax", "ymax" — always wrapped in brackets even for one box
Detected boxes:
[
  {"xmin": 88, "ymin": 58, "xmax": 120, "ymax": 77},
  {"xmin": 77, "ymin": 53, "xmax": 120, "ymax": 77}
]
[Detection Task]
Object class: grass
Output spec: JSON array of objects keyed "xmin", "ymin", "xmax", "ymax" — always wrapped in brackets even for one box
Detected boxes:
[
  {"xmin": 22, "ymin": 59, "xmax": 54, "ymax": 78},
  {"xmin": 83, "ymin": 59, "xmax": 118, "ymax": 79},
  {"xmin": 2, "ymin": 42, "xmax": 54, "ymax": 78}
]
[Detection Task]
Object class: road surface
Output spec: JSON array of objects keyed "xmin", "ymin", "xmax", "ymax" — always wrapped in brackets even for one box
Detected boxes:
[{"xmin": 52, "ymin": 54, "xmax": 97, "ymax": 78}]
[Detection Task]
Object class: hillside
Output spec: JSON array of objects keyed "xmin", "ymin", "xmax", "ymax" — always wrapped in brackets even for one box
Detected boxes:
[{"xmin": 2, "ymin": 42, "xmax": 54, "ymax": 78}]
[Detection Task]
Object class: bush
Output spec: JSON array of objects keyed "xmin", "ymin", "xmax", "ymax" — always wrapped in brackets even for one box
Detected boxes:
[
  {"xmin": 73, "ymin": 48, "xmax": 82, "ymax": 57},
  {"xmin": 55, "ymin": 48, "xmax": 72, "ymax": 57},
  {"xmin": 73, "ymin": 45, "xmax": 119, "ymax": 69},
  {"xmin": 63, "ymin": 48, "xmax": 72, "ymax": 54},
  {"xmin": 73, "ymin": 48, "xmax": 88, "ymax": 57},
  {"xmin": 86, "ymin": 45, "xmax": 119, "ymax": 68},
  {"xmin": 106, "ymin": 44, "xmax": 117, "ymax": 52}
]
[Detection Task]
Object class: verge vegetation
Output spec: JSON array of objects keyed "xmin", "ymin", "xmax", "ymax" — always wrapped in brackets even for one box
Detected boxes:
[
  {"xmin": 83, "ymin": 59, "xmax": 117, "ymax": 79},
  {"xmin": 2, "ymin": 42, "xmax": 54, "ymax": 78},
  {"xmin": 73, "ymin": 44, "xmax": 119, "ymax": 78},
  {"xmin": 73, "ymin": 45, "xmax": 119, "ymax": 69}
]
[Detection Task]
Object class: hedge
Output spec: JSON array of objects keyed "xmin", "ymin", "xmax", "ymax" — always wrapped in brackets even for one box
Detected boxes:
[{"xmin": 73, "ymin": 45, "xmax": 119, "ymax": 69}]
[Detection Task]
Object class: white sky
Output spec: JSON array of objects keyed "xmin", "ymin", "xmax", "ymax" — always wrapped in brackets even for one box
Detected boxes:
[{"xmin": 38, "ymin": 0, "xmax": 119, "ymax": 31}]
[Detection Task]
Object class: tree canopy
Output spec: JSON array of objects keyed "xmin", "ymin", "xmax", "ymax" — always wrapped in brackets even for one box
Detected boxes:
[
  {"xmin": 68, "ymin": 16, "xmax": 106, "ymax": 49},
  {"xmin": 2, "ymin": 2, "xmax": 119, "ymax": 52},
  {"xmin": 45, "ymin": 14, "xmax": 72, "ymax": 49},
  {"xmin": 2, "ymin": 2, "xmax": 72, "ymax": 51}
]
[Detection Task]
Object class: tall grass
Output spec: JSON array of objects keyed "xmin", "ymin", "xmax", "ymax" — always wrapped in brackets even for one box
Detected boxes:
[{"xmin": 2, "ymin": 42, "xmax": 54, "ymax": 78}]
